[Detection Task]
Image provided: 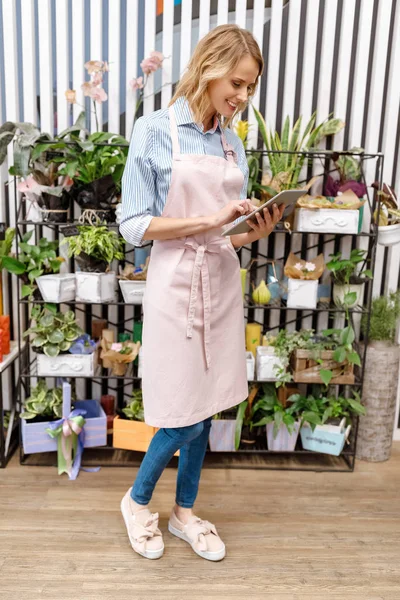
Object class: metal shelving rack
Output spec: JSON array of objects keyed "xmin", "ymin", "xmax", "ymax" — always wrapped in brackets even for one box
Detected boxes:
[{"xmin": 13, "ymin": 146, "xmax": 383, "ymax": 472}]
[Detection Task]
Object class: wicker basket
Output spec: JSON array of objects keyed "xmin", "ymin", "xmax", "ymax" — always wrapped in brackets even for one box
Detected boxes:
[{"xmin": 291, "ymin": 349, "xmax": 355, "ymax": 384}]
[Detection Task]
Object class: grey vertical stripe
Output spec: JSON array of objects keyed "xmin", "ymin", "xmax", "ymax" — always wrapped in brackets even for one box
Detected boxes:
[{"xmin": 275, "ymin": 1, "xmax": 290, "ymax": 134}]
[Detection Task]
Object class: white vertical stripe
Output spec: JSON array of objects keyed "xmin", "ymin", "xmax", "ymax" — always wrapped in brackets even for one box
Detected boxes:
[
  {"xmin": 143, "ymin": 0, "xmax": 156, "ymax": 116},
  {"xmin": 235, "ymin": 0, "xmax": 247, "ymax": 27},
  {"xmin": 299, "ymin": 0, "xmax": 319, "ymax": 123},
  {"xmin": 217, "ymin": 0, "xmax": 229, "ymax": 26},
  {"xmin": 108, "ymin": 0, "xmax": 121, "ymax": 133},
  {"xmin": 21, "ymin": 0, "xmax": 37, "ymax": 125},
  {"xmin": 37, "ymin": 0, "xmax": 54, "ymax": 135},
  {"xmin": 383, "ymin": 4, "xmax": 400, "ymax": 184},
  {"xmin": 180, "ymin": 0, "xmax": 192, "ymax": 76},
  {"xmin": 125, "ymin": 0, "xmax": 139, "ymax": 140},
  {"xmin": 199, "ymin": 0, "xmax": 211, "ymax": 40},
  {"xmin": 264, "ymin": 0, "xmax": 283, "ymax": 134},
  {"xmin": 246, "ymin": 0, "xmax": 266, "ymax": 150},
  {"xmin": 90, "ymin": 0, "xmax": 103, "ymax": 132},
  {"xmin": 334, "ymin": 0, "xmax": 356, "ymax": 149},
  {"xmin": 282, "ymin": 0, "xmax": 301, "ymax": 127},
  {"xmin": 72, "ymin": 0, "xmax": 85, "ymax": 124},
  {"xmin": 161, "ymin": 0, "xmax": 173, "ymax": 109},
  {"xmin": 56, "ymin": 0, "xmax": 69, "ymax": 133},
  {"xmin": 3, "ymin": 0, "xmax": 19, "ymax": 123}
]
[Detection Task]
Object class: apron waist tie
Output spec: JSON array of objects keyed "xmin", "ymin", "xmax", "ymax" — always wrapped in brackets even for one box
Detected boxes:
[{"xmin": 184, "ymin": 239, "xmax": 228, "ymax": 370}]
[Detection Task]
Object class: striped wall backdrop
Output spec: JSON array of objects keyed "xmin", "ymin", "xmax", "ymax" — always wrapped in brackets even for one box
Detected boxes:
[{"xmin": 0, "ymin": 0, "xmax": 399, "ymax": 437}]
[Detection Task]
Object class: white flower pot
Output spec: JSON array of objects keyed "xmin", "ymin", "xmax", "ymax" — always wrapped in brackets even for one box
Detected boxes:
[
  {"xmin": 36, "ymin": 348, "xmax": 98, "ymax": 377},
  {"xmin": 119, "ymin": 280, "xmax": 146, "ymax": 304},
  {"xmin": 377, "ymin": 223, "xmax": 400, "ymax": 246},
  {"xmin": 209, "ymin": 420, "xmax": 236, "ymax": 452},
  {"xmin": 333, "ymin": 283, "xmax": 364, "ymax": 308},
  {"xmin": 245, "ymin": 351, "xmax": 255, "ymax": 380},
  {"xmin": 300, "ymin": 418, "xmax": 351, "ymax": 456},
  {"xmin": 266, "ymin": 421, "xmax": 300, "ymax": 451},
  {"xmin": 294, "ymin": 208, "xmax": 359, "ymax": 234},
  {"xmin": 287, "ymin": 279, "xmax": 318, "ymax": 309},
  {"xmin": 256, "ymin": 346, "xmax": 285, "ymax": 381},
  {"xmin": 36, "ymin": 274, "xmax": 76, "ymax": 303},
  {"xmin": 75, "ymin": 272, "xmax": 116, "ymax": 303}
]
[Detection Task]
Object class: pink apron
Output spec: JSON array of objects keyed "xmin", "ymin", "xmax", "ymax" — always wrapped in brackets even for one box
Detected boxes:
[{"xmin": 141, "ymin": 103, "xmax": 248, "ymax": 428}]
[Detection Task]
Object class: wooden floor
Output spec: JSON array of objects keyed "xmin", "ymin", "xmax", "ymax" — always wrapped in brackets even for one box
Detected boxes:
[{"xmin": 1, "ymin": 445, "xmax": 400, "ymax": 600}]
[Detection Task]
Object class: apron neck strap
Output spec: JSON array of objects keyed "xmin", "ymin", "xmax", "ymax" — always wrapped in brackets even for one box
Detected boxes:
[{"xmin": 169, "ymin": 105, "xmax": 180, "ymax": 155}]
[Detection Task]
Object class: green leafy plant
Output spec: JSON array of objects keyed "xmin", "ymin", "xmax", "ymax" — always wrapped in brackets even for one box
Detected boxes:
[
  {"xmin": 2, "ymin": 231, "xmax": 63, "ymax": 298},
  {"xmin": 326, "ymin": 249, "xmax": 372, "ymax": 287},
  {"xmin": 62, "ymin": 225, "xmax": 124, "ymax": 271},
  {"xmin": 23, "ymin": 305, "xmax": 83, "ymax": 357},
  {"xmin": 361, "ymin": 290, "xmax": 400, "ymax": 343},
  {"xmin": 0, "ymin": 227, "xmax": 15, "ymax": 269},
  {"xmin": 250, "ymin": 383, "xmax": 298, "ymax": 439},
  {"xmin": 122, "ymin": 389, "xmax": 144, "ymax": 421},
  {"xmin": 288, "ymin": 390, "xmax": 366, "ymax": 430},
  {"xmin": 251, "ymin": 106, "xmax": 345, "ymax": 196},
  {"xmin": 20, "ymin": 380, "xmax": 65, "ymax": 421}
]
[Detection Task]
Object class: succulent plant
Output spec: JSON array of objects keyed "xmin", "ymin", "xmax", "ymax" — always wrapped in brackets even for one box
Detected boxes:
[
  {"xmin": 23, "ymin": 305, "xmax": 83, "ymax": 357},
  {"xmin": 20, "ymin": 380, "xmax": 64, "ymax": 420}
]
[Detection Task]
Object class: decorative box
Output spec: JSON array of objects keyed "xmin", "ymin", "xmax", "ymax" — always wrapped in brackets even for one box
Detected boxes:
[
  {"xmin": 266, "ymin": 421, "xmax": 300, "ymax": 451},
  {"xmin": 294, "ymin": 208, "xmax": 359, "ymax": 234},
  {"xmin": 113, "ymin": 416, "xmax": 156, "ymax": 453},
  {"xmin": 21, "ymin": 381, "xmax": 106, "ymax": 454},
  {"xmin": 300, "ymin": 418, "xmax": 352, "ymax": 456},
  {"xmin": 119, "ymin": 280, "xmax": 146, "ymax": 304},
  {"xmin": 246, "ymin": 351, "xmax": 255, "ymax": 380},
  {"xmin": 209, "ymin": 419, "xmax": 236, "ymax": 452},
  {"xmin": 36, "ymin": 345, "xmax": 99, "ymax": 377},
  {"xmin": 291, "ymin": 349, "xmax": 354, "ymax": 384}
]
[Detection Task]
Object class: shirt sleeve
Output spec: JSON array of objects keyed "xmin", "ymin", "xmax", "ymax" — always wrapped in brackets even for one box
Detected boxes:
[{"xmin": 119, "ymin": 117, "xmax": 156, "ymax": 247}]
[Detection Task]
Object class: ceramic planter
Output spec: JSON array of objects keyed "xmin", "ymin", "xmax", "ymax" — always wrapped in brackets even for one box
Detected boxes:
[
  {"xmin": 287, "ymin": 279, "xmax": 318, "ymax": 309},
  {"xmin": 266, "ymin": 421, "xmax": 300, "ymax": 451},
  {"xmin": 256, "ymin": 346, "xmax": 285, "ymax": 381},
  {"xmin": 246, "ymin": 351, "xmax": 255, "ymax": 380},
  {"xmin": 75, "ymin": 272, "xmax": 116, "ymax": 303},
  {"xmin": 333, "ymin": 282, "xmax": 364, "ymax": 308},
  {"xmin": 300, "ymin": 418, "xmax": 351, "ymax": 456},
  {"xmin": 36, "ymin": 274, "xmax": 76, "ymax": 303},
  {"xmin": 119, "ymin": 280, "xmax": 146, "ymax": 304},
  {"xmin": 294, "ymin": 208, "xmax": 359, "ymax": 234},
  {"xmin": 209, "ymin": 419, "xmax": 236, "ymax": 452},
  {"xmin": 36, "ymin": 346, "xmax": 98, "ymax": 377},
  {"xmin": 377, "ymin": 223, "xmax": 400, "ymax": 246}
]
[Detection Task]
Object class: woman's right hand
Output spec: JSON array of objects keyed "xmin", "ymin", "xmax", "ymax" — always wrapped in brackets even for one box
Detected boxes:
[{"xmin": 210, "ymin": 200, "xmax": 253, "ymax": 228}]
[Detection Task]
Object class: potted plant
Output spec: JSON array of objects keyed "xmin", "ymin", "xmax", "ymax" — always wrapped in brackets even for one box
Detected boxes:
[
  {"xmin": 326, "ymin": 248, "xmax": 372, "ymax": 308},
  {"xmin": 62, "ymin": 225, "xmax": 124, "ymax": 303},
  {"xmin": 209, "ymin": 411, "xmax": 236, "ymax": 452},
  {"xmin": 324, "ymin": 148, "xmax": 367, "ymax": 199},
  {"xmin": 250, "ymin": 383, "xmax": 300, "ymax": 451},
  {"xmin": 113, "ymin": 389, "xmax": 156, "ymax": 453},
  {"xmin": 372, "ymin": 182, "xmax": 400, "ymax": 247},
  {"xmin": 284, "ymin": 253, "xmax": 324, "ymax": 310},
  {"xmin": 2, "ymin": 231, "xmax": 69, "ymax": 300},
  {"xmin": 23, "ymin": 305, "xmax": 98, "ymax": 377},
  {"xmin": 357, "ymin": 291, "xmax": 400, "ymax": 462},
  {"xmin": 289, "ymin": 390, "xmax": 365, "ymax": 456}
]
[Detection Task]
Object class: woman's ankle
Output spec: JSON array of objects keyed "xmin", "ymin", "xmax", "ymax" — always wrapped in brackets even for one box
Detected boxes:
[
  {"xmin": 174, "ymin": 503, "xmax": 194, "ymax": 524},
  {"xmin": 129, "ymin": 496, "xmax": 149, "ymax": 513}
]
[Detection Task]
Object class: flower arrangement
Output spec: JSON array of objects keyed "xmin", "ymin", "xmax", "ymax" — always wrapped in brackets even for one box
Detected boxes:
[
  {"xmin": 129, "ymin": 51, "xmax": 164, "ymax": 125},
  {"xmin": 66, "ymin": 60, "xmax": 109, "ymax": 132}
]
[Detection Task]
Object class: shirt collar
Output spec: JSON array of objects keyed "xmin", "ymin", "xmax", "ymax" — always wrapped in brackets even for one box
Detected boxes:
[{"xmin": 172, "ymin": 95, "xmax": 221, "ymax": 133}]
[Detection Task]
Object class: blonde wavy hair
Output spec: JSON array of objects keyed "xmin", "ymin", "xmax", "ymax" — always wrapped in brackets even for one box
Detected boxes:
[{"xmin": 169, "ymin": 24, "xmax": 264, "ymax": 130}]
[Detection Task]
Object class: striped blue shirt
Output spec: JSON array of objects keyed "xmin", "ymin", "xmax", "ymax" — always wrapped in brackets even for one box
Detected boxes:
[{"xmin": 119, "ymin": 95, "xmax": 249, "ymax": 247}]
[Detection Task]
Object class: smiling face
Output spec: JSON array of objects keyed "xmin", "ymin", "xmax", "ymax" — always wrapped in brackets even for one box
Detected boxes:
[{"xmin": 206, "ymin": 55, "xmax": 260, "ymax": 122}]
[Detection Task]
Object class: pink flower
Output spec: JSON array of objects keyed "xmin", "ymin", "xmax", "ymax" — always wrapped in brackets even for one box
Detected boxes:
[
  {"xmin": 89, "ymin": 86, "xmax": 108, "ymax": 103},
  {"xmin": 84, "ymin": 60, "xmax": 104, "ymax": 74},
  {"xmin": 129, "ymin": 76, "xmax": 144, "ymax": 91},
  {"xmin": 81, "ymin": 82, "xmax": 94, "ymax": 97},
  {"xmin": 92, "ymin": 72, "xmax": 103, "ymax": 86},
  {"xmin": 140, "ymin": 50, "xmax": 164, "ymax": 74},
  {"xmin": 65, "ymin": 89, "xmax": 76, "ymax": 104}
]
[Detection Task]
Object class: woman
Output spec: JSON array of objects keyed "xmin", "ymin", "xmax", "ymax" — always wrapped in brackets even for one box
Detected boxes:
[{"xmin": 119, "ymin": 24, "xmax": 284, "ymax": 562}]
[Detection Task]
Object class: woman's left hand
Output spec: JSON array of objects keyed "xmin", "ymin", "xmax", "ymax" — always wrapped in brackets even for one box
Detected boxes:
[{"xmin": 247, "ymin": 203, "xmax": 286, "ymax": 239}]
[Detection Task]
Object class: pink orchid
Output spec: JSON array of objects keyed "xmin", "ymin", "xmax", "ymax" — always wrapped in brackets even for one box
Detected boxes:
[
  {"xmin": 140, "ymin": 50, "xmax": 164, "ymax": 74},
  {"xmin": 84, "ymin": 60, "xmax": 104, "ymax": 74},
  {"xmin": 129, "ymin": 76, "xmax": 144, "ymax": 91},
  {"xmin": 89, "ymin": 86, "xmax": 108, "ymax": 103},
  {"xmin": 81, "ymin": 82, "xmax": 94, "ymax": 97},
  {"xmin": 65, "ymin": 89, "xmax": 76, "ymax": 104},
  {"xmin": 92, "ymin": 72, "xmax": 103, "ymax": 86}
]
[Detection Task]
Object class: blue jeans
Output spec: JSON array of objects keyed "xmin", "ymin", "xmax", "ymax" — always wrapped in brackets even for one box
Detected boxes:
[{"xmin": 131, "ymin": 416, "xmax": 212, "ymax": 508}]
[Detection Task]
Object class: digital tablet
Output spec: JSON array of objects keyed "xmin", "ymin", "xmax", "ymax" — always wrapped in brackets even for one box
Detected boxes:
[{"xmin": 221, "ymin": 189, "xmax": 306, "ymax": 236}]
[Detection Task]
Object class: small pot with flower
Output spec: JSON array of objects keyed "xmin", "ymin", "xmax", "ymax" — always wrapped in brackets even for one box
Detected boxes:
[
  {"xmin": 113, "ymin": 389, "xmax": 156, "ymax": 453},
  {"xmin": 371, "ymin": 182, "xmax": 400, "ymax": 247},
  {"xmin": 284, "ymin": 253, "xmax": 324, "ymax": 309}
]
